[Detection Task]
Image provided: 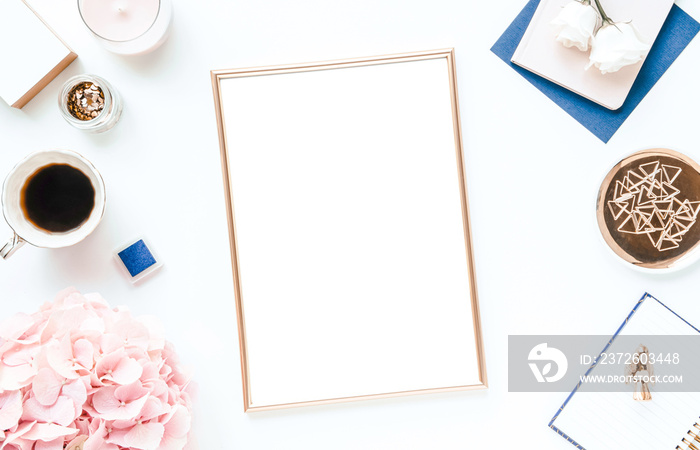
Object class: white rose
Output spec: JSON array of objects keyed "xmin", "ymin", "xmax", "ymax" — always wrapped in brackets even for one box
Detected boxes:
[
  {"xmin": 587, "ymin": 22, "xmax": 651, "ymax": 74},
  {"xmin": 550, "ymin": 1, "xmax": 598, "ymax": 52}
]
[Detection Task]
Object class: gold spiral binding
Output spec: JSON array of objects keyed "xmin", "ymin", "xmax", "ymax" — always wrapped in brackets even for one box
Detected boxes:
[
  {"xmin": 681, "ymin": 437, "xmax": 699, "ymax": 450},
  {"xmin": 689, "ymin": 430, "xmax": 700, "ymax": 442},
  {"xmin": 678, "ymin": 423, "xmax": 700, "ymax": 449}
]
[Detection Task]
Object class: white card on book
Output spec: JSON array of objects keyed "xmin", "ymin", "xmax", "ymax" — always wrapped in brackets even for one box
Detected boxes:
[
  {"xmin": 0, "ymin": 0, "xmax": 77, "ymax": 109},
  {"xmin": 511, "ymin": 0, "xmax": 674, "ymax": 110}
]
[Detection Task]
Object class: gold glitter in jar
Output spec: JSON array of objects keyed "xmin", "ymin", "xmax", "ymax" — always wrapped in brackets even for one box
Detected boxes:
[{"xmin": 66, "ymin": 82, "xmax": 105, "ymax": 121}]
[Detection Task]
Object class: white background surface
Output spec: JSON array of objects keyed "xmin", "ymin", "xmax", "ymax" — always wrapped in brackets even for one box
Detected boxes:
[{"xmin": 1, "ymin": 0, "xmax": 699, "ymax": 448}]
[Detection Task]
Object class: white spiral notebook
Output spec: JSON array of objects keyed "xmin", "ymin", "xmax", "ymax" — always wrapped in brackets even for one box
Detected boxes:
[{"xmin": 550, "ymin": 294, "xmax": 700, "ymax": 449}]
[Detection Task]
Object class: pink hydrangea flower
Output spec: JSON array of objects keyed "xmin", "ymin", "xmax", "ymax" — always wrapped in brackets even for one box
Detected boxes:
[{"xmin": 0, "ymin": 288, "xmax": 193, "ymax": 449}]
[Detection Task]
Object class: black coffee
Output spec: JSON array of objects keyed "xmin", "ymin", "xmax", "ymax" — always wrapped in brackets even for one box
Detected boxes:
[{"xmin": 21, "ymin": 164, "xmax": 95, "ymax": 232}]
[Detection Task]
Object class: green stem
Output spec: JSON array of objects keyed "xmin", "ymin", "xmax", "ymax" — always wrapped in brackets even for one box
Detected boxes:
[{"xmin": 592, "ymin": 0, "xmax": 613, "ymax": 25}]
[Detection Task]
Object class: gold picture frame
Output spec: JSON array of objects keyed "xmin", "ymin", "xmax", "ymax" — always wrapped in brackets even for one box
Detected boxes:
[{"xmin": 211, "ymin": 49, "xmax": 487, "ymax": 412}]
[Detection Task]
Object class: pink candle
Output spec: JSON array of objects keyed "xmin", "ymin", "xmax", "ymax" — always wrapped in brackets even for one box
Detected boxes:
[{"xmin": 78, "ymin": 0, "xmax": 172, "ymax": 55}]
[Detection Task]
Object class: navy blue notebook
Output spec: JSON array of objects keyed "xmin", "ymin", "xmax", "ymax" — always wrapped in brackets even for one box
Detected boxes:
[
  {"xmin": 491, "ymin": 1, "xmax": 700, "ymax": 143},
  {"xmin": 549, "ymin": 293, "xmax": 700, "ymax": 449}
]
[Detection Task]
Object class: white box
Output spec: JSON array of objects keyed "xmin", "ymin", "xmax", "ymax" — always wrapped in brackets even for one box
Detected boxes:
[{"xmin": 0, "ymin": 0, "xmax": 77, "ymax": 109}]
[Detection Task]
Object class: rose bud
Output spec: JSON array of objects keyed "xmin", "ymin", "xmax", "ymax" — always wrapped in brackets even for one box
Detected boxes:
[
  {"xmin": 587, "ymin": 22, "xmax": 651, "ymax": 74},
  {"xmin": 551, "ymin": 0, "xmax": 598, "ymax": 52}
]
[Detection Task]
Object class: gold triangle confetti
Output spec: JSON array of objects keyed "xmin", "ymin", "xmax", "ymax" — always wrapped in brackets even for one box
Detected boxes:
[{"xmin": 609, "ymin": 160, "xmax": 698, "ymax": 251}]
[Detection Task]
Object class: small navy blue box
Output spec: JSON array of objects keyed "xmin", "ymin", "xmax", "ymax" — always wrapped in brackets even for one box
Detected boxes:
[{"xmin": 115, "ymin": 238, "xmax": 162, "ymax": 283}]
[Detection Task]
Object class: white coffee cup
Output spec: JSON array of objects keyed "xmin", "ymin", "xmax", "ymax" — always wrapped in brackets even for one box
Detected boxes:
[{"xmin": 1, "ymin": 150, "xmax": 106, "ymax": 259}]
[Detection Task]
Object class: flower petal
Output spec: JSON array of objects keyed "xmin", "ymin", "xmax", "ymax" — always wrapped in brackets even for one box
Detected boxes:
[
  {"xmin": 62, "ymin": 378, "xmax": 88, "ymax": 406},
  {"xmin": 113, "ymin": 422, "xmax": 164, "ymax": 450},
  {"xmin": 91, "ymin": 386, "xmax": 120, "ymax": 415},
  {"xmin": 0, "ymin": 313, "xmax": 34, "ymax": 341},
  {"xmin": 73, "ymin": 339, "xmax": 94, "ymax": 370},
  {"xmin": 140, "ymin": 396, "xmax": 169, "ymax": 422},
  {"xmin": 92, "ymin": 385, "xmax": 149, "ymax": 421},
  {"xmin": 34, "ymin": 438, "xmax": 64, "ymax": 450},
  {"xmin": 0, "ymin": 420, "xmax": 37, "ymax": 449},
  {"xmin": 115, "ymin": 381, "xmax": 149, "ymax": 403},
  {"xmin": 46, "ymin": 337, "xmax": 80, "ymax": 380},
  {"xmin": 32, "ymin": 368, "xmax": 64, "ymax": 406},
  {"xmin": 2, "ymin": 345, "xmax": 36, "ymax": 367},
  {"xmin": 83, "ymin": 420, "xmax": 119, "ymax": 450},
  {"xmin": 0, "ymin": 361, "xmax": 37, "ymax": 391},
  {"xmin": 99, "ymin": 334, "xmax": 123, "ymax": 355},
  {"xmin": 96, "ymin": 349, "xmax": 142, "ymax": 385},
  {"xmin": 41, "ymin": 304, "xmax": 90, "ymax": 343},
  {"xmin": 0, "ymin": 390, "xmax": 23, "ymax": 430},
  {"xmin": 163, "ymin": 405, "xmax": 191, "ymax": 440},
  {"xmin": 115, "ymin": 319, "xmax": 151, "ymax": 351},
  {"xmin": 110, "ymin": 356, "xmax": 143, "ymax": 385},
  {"xmin": 21, "ymin": 395, "xmax": 78, "ymax": 427},
  {"xmin": 21, "ymin": 422, "xmax": 78, "ymax": 441}
]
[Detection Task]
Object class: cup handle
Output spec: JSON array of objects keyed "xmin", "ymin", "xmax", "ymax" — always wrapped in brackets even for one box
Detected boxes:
[{"xmin": 1, "ymin": 234, "xmax": 25, "ymax": 259}]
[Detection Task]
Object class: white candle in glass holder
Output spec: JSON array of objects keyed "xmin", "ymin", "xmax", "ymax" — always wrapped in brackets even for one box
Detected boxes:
[{"xmin": 78, "ymin": 0, "xmax": 172, "ymax": 55}]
